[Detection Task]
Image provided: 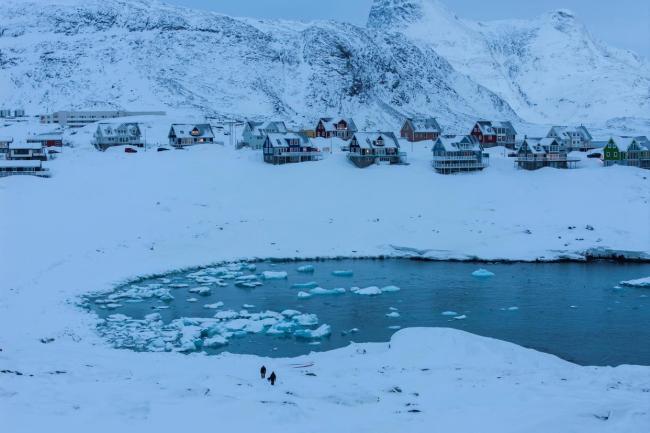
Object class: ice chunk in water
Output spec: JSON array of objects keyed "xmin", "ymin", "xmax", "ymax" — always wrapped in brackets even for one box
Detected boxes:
[
  {"xmin": 189, "ymin": 287, "xmax": 212, "ymax": 296},
  {"xmin": 354, "ymin": 286, "xmax": 382, "ymax": 296},
  {"xmin": 453, "ymin": 315, "xmax": 467, "ymax": 320},
  {"xmin": 145, "ymin": 313, "xmax": 161, "ymax": 322},
  {"xmin": 293, "ymin": 313, "xmax": 319, "ymax": 326},
  {"xmin": 620, "ymin": 277, "xmax": 650, "ymax": 288},
  {"xmin": 381, "ymin": 285, "xmax": 401, "ymax": 293},
  {"xmin": 297, "ymin": 291, "xmax": 312, "ymax": 299},
  {"xmin": 106, "ymin": 303, "xmax": 122, "ymax": 309},
  {"xmin": 472, "ymin": 269, "xmax": 495, "ymax": 278},
  {"xmin": 214, "ymin": 310, "xmax": 239, "ymax": 320},
  {"xmin": 281, "ymin": 309, "xmax": 301, "ymax": 318},
  {"xmin": 507, "ymin": 306, "xmax": 519, "ymax": 311},
  {"xmin": 332, "ymin": 270, "xmax": 354, "ymax": 277},
  {"xmin": 441, "ymin": 311, "xmax": 458, "ymax": 316},
  {"xmin": 204, "ymin": 302, "xmax": 224, "ymax": 309},
  {"xmin": 243, "ymin": 304, "xmax": 255, "ymax": 309},
  {"xmin": 297, "ymin": 265, "xmax": 315, "ymax": 273},
  {"xmin": 261, "ymin": 271, "xmax": 288, "ymax": 280},
  {"xmin": 159, "ymin": 292, "xmax": 175, "ymax": 302},
  {"xmin": 186, "ymin": 298, "xmax": 198, "ymax": 302},
  {"xmin": 294, "ymin": 324, "xmax": 331, "ymax": 339},
  {"xmin": 203, "ymin": 335, "xmax": 228, "ymax": 348},
  {"xmin": 292, "ymin": 282, "xmax": 319, "ymax": 289},
  {"xmin": 388, "ymin": 325, "xmax": 401, "ymax": 330},
  {"xmin": 309, "ymin": 287, "xmax": 346, "ymax": 296},
  {"xmin": 386, "ymin": 312, "xmax": 400, "ymax": 318}
]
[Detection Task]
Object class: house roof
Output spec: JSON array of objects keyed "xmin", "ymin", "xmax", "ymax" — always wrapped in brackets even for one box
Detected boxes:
[
  {"xmin": 434, "ymin": 135, "xmax": 481, "ymax": 152},
  {"xmin": 265, "ymin": 132, "xmax": 311, "ymax": 147},
  {"xmin": 475, "ymin": 120, "xmax": 516, "ymax": 135},
  {"xmin": 405, "ymin": 117, "xmax": 440, "ymax": 133},
  {"xmin": 97, "ymin": 122, "xmax": 141, "ymax": 138},
  {"xmin": 9, "ymin": 141, "xmax": 43, "ymax": 150},
  {"xmin": 549, "ymin": 125, "xmax": 592, "ymax": 141},
  {"xmin": 607, "ymin": 136, "xmax": 648, "ymax": 151},
  {"xmin": 520, "ymin": 137, "xmax": 563, "ymax": 154},
  {"xmin": 169, "ymin": 124, "xmax": 213, "ymax": 139},
  {"xmin": 27, "ymin": 132, "xmax": 63, "ymax": 142},
  {"xmin": 352, "ymin": 132, "xmax": 399, "ymax": 149},
  {"xmin": 0, "ymin": 136, "xmax": 13, "ymax": 143},
  {"xmin": 246, "ymin": 121, "xmax": 288, "ymax": 136},
  {"xmin": 0, "ymin": 160, "xmax": 42, "ymax": 168},
  {"xmin": 318, "ymin": 117, "xmax": 358, "ymax": 132}
]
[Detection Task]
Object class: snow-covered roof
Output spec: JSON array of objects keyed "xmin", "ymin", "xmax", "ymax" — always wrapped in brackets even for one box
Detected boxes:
[
  {"xmin": 9, "ymin": 141, "xmax": 43, "ymax": 150},
  {"xmin": 0, "ymin": 160, "xmax": 42, "ymax": 168},
  {"xmin": 27, "ymin": 132, "xmax": 63, "ymax": 142},
  {"xmin": 548, "ymin": 125, "xmax": 592, "ymax": 141},
  {"xmin": 169, "ymin": 124, "xmax": 213, "ymax": 139},
  {"xmin": 520, "ymin": 137, "xmax": 562, "ymax": 154},
  {"xmin": 433, "ymin": 135, "xmax": 481, "ymax": 152},
  {"xmin": 405, "ymin": 117, "xmax": 440, "ymax": 133},
  {"xmin": 475, "ymin": 120, "xmax": 516, "ymax": 135},
  {"xmin": 246, "ymin": 120, "xmax": 287, "ymax": 136},
  {"xmin": 0, "ymin": 136, "xmax": 13, "ymax": 143},
  {"xmin": 97, "ymin": 122, "xmax": 141, "ymax": 138},
  {"xmin": 318, "ymin": 117, "xmax": 357, "ymax": 132},
  {"xmin": 607, "ymin": 136, "xmax": 648, "ymax": 151},
  {"xmin": 265, "ymin": 132, "xmax": 311, "ymax": 147},
  {"xmin": 352, "ymin": 132, "xmax": 399, "ymax": 149}
]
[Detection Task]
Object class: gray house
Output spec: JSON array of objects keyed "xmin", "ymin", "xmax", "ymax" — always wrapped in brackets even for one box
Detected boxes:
[
  {"xmin": 516, "ymin": 137, "xmax": 579, "ymax": 170},
  {"xmin": 546, "ymin": 126, "xmax": 593, "ymax": 151},
  {"xmin": 168, "ymin": 124, "xmax": 215, "ymax": 147},
  {"xmin": 348, "ymin": 132, "xmax": 406, "ymax": 168},
  {"xmin": 432, "ymin": 135, "xmax": 488, "ymax": 174},
  {"xmin": 242, "ymin": 121, "xmax": 288, "ymax": 149},
  {"xmin": 93, "ymin": 123, "xmax": 143, "ymax": 151},
  {"xmin": 263, "ymin": 132, "xmax": 322, "ymax": 164},
  {"xmin": 0, "ymin": 136, "xmax": 13, "ymax": 156}
]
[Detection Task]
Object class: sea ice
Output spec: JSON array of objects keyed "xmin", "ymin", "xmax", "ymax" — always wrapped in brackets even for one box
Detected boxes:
[
  {"xmin": 297, "ymin": 265, "xmax": 315, "ymax": 273},
  {"xmin": 354, "ymin": 286, "xmax": 382, "ymax": 296},
  {"xmin": 453, "ymin": 315, "xmax": 467, "ymax": 320},
  {"xmin": 294, "ymin": 324, "xmax": 331, "ymax": 339},
  {"xmin": 293, "ymin": 313, "xmax": 319, "ymax": 326},
  {"xmin": 297, "ymin": 291, "xmax": 312, "ymax": 299},
  {"xmin": 281, "ymin": 309, "xmax": 301, "ymax": 317},
  {"xmin": 292, "ymin": 282, "xmax": 319, "ymax": 289},
  {"xmin": 309, "ymin": 287, "xmax": 346, "ymax": 296},
  {"xmin": 381, "ymin": 285, "xmax": 401, "ymax": 293},
  {"xmin": 386, "ymin": 312, "xmax": 401, "ymax": 318},
  {"xmin": 388, "ymin": 325, "xmax": 401, "ymax": 330},
  {"xmin": 188, "ymin": 286, "xmax": 212, "ymax": 296},
  {"xmin": 620, "ymin": 277, "xmax": 650, "ymax": 288},
  {"xmin": 472, "ymin": 269, "xmax": 495, "ymax": 278},
  {"xmin": 204, "ymin": 302, "xmax": 225, "ymax": 309},
  {"xmin": 261, "ymin": 271, "xmax": 288, "ymax": 280},
  {"xmin": 203, "ymin": 335, "xmax": 228, "ymax": 348},
  {"xmin": 243, "ymin": 304, "xmax": 255, "ymax": 309},
  {"xmin": 332, "ymin": 270, "xmax": 354, "ymax": 277},
  {"xmin": 186, "ymin": 298, "xmax": 198, "ymax": 302}
]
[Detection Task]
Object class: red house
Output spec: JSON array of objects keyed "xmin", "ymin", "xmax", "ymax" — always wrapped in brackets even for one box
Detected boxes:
[
  {"xmin": 27, "ymin": 132, "xmax": 63, "ymax": 147},
  {"xmin": 400, "ymin": 117, "xmax": 441, "ymax": 142},
  {"xmin": 470, "ymin": 120, "xmax": 517, "ymax": 148},
  {"xmin": 314, "ymin": 117, "xmax": 357, "ymax": 140}
]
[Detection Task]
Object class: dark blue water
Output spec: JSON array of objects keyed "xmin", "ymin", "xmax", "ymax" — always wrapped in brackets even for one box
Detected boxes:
[{"xmin": 87, "ymin": 260, "xmax": 650, "ymax": 366}]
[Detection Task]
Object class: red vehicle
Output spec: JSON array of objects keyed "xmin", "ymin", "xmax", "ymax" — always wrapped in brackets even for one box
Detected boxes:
[{"xmin": 124, "ymin": 147, "xmax": 138, "ymax": 153}]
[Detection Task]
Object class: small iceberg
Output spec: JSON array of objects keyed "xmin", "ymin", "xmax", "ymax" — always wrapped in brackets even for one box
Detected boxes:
[
  {"xmin": 203, "ymin": 302, "xmax": 225, "ymax": 309},
  {"xmin": 186, "ymin": 298, "xmax": 199, "ymax": 303},
  {"xmin": 188, "ymin": 286, "xmax": 212, "ymax": 296},
  {"xmin": 388, "ymin": 325, "xmax": 401, "ymax": 330},
  {"xmin": 297, "ymin": 291, "xmax": 312, "ymax": 299},
  {"xmin": 507, "ymin": 306, "xmax": 519, "ymax": 311},
  {"xmin": 472, "ymin": 269, "xmax": 495, "ymax": 278},
  {"xmin": 297, "ymin": 265, "xmax": 315, "ymax": 273},
  {"xmin": 235, "ymin": 281, "xmax": 262, "ymax": 288},
  {"xmin": 354, "ymin": 286, "xmax": 382, "ymax": 296},
  {"xmin": 453, "ymin": 315, "xmax": 467, "ymax": 320},
  {"xmin": 441, "ymin": 311, "xmax": 458, "ymax": 316},
  {"xmin": 620, "ymin": 277, "xmax": 650, "ymax": 288},
  {"xmin": 292, "ymin": 282, "xmax": 319, "ymax": 289},
  {"xmin": 380, "ymin": 285, "xmax": 401, "ymax": 293},
  {"xmin": 294, "ymin": 324, "xmax": 331, "ymax": 340},
  {"xmin": 243, "ymin": 304, "xmax": 255, "ymax": 309},
  {"xmin": 309, "ymin": 287, "xmax": 346, "ymax": 296},
  {"xmin": 386, "ymin": 312, "xmax": 400, "ymax": 318},
  {"xmin": 203, "ymin": 335, "xmax": 228, "ymax": 348},
  {"xmin": 332, "ymin": 270, "xmax": 354, "ymax": 277},
  {"xmin": 293, "ymin": 313, "xmax": 319, "ymax": 326},
  {"xmin": 261, "ymin": 271, "xmax": 288, "ymax": 280}
]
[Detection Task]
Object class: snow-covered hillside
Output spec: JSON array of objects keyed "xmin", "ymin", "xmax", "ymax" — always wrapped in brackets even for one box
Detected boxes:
[
  {"xmin": 368, "ymin": 0, "xmax": 650, "ymax": 125},
  {"xmin": 0, "ymin": 0, "xmax": 516, "ymax": 129}
]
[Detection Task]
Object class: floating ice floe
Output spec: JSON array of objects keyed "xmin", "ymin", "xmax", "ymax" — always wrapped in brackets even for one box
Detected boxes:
[
  {"xmin": 292, "ymin": 282, "xmax": 319, "ymax": 289},
  {"xmin": 380, "ymin": 285, "xmax": 401, "ymax": 293},
  {"xmin": 309, "ymin": 287, "xmax": 346, "ymax": 296},
  {"xmin": 243, "ymin": 304, "xmax": 255, "ymax": 309},
  {"xmin": 297, "ymin": 265, "xmax": 315, "ymax": 273},
  {"xmin": 297, "ymin": 291, "xmax": 312, "ymax": 299},
  {"xmin": 261, "ymin": 271, "xmax": 288, "ymax": 280},
  {"xmin": 472, "ymin": 269, "xmax": 495, "ymax": 278},
  {"xmin": 203, "ymin": 302, "xmax": 224, "ymax": 309},
  {"xmin": 203, "ymin": 335, "xmax": 228, "ymax": 348},
  {"xmin": 354, "ymin": 286, "xmax": 382, "ymax": 296},
  {"xmin": 341, "ymin": 328, "xmax": 359, "ymax": 336},
  {"xmin": 507, "ymin": 306, "xmax": 519, "ymax": 311},
  {"xmin": 620, "ymin": 277, "xmax": 650, "ymax": 288},
  {"xmin": 294, "ymin": 313, "xmax": 319, "ymax": 326},
  {"xmin": 235, "ymin": 281, "xmax": 262, "ymax": 288},
  {"xmin": 332, "ymin": 270, "xmax": 354, "ymax": 277},
  {"xmin": 168, "ymin": 283, "xmax": 189, "ymax": 288},
  {"xmin": 188, "ymin": 286, "xmax": 212, "ymax": 296},
  {"xmin": 441, "ymin": 311, "xmax": 458, "ymax": 316},
  {"xmin": 388, "ymin": 325, "xmax": 401, "ymax": 330},
  {"xmin": 186, "ymin": 298, "xmax": 198, "ymax": 303},
  {"xmin": 294, "ymin": 324, "xmax": 331, "ymax": 340},
  {"xmin": 386, "ymin": 312, "xmax": 400, "ymax": 318},
  {"xmin": 453, "ymin": 315, "xmax": 467, "ymax": 320},
  {"xmin": 106, "ymin": 303, "xmax": 122, "ymax": 309}
]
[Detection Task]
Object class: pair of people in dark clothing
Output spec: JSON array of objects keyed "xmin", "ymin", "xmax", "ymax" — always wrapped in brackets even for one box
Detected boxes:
[{"xmin": 260, "ymin": 365, "xmax": 276, "ymax": 385}]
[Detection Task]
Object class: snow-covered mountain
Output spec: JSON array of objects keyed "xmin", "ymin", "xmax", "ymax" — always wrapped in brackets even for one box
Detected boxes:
[
  {"xmin": 368, "ymin": 0, "xmax": 650, "ymax": 125},
  {"xmin": 0, "ymin": 0, "xmax": 647, "ymax": 128}
]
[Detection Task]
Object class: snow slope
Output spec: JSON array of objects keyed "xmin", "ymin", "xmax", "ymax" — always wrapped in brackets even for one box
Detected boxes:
[
  {"xmin": 0, "ymin": 0, "xmax": 516, "ymax": 129},
  {"xmin": 368, "ymin": 0, "xmax": 650, "ymax": 125}
]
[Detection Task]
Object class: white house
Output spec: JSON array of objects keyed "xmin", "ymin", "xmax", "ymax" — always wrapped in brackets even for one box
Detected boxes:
[
  {"xmin": 431, "ymin": 135, "xmax": 488, "ymax": 173},
  {"xmin": 93, "ymin": 122, "xmax": 143, "ymax": 151},
  {"xmin": 0, "ymin": 136, "xmax": 13, "ymax": 156},
  {"xmin": 7, "ymin": 141, "xmax": 47, "ymax": 161},
  {"xmin": 546, "ymin": 126, "xmax": 593, "ymax": 151},
  {"xmin": 242, "ymin": 121, "xmax": 288, "ymax": 149}
]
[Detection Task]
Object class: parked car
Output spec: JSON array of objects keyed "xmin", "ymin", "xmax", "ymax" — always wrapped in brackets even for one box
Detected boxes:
[
  {"xmin": 587, "ymin": 152, "xmax": 602, "ymax": 159},
  {"xmin": 157, "ymin": 147, "xmax": 170, "ymax": 152},
  {"xmin": 124, "ymin": 147, "xmax": 138, "ymax": 153}
]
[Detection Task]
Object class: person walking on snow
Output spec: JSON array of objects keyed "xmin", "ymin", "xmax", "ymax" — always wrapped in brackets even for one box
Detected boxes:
[
  {"xmin": 268, "ymin": 371, "xmax": 277, "ymax": 386},
  {"xmin": 260, "ymin": 365, "xmax": 267, "ymax": 379}
]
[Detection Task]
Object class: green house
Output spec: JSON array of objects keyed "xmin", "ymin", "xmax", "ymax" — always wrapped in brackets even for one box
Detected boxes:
[
  {"xmin": 603, "ymin": 138, "xmax": 622, "ymax": 166},
  {"xmin": 603, "ymin": 136, "xmax": 650, "ymax": 169}
]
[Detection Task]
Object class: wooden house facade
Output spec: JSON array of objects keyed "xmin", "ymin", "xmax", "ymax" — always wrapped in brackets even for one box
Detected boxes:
[
  {"xmin": 431, "ymin": 135, "xmax": 488, "ymax": 174},
  {"xmin": 400, "ymin": 117, "xmax": 441, "ymax": 142},
  {"xmin": 242, "ymin": 121, "xmax": 288, "ymax": 149},
  {"xmin": 516, "ymin": 137, "xmax": 579, "ymax": 170},
  {"xmin": 547, "ymin": 126, "xmax": 593, "ymax": 151},
  {"xmin": 7, "ymin": 141, "xmax": 47, "ymax": 161},
  {"xmin": 263, "ymin": 133, "xmax": 322, "ymax": 165},
  {"xmin": 168, "ymin": 124, "xmax": 215, "ymax": 147},
  {"xmin": 315, "ymin": 118, "xmax": 357, "ymax": 140},
  {"xmin": 348, "ymin": 132, "xmax": 406, "ymax": 168},
  {"xmin": 470, "ymin": 120, "xmax": 517, "ymax": 149},
  {"xmin": 94, "ymin": 123, "xmax": 143, "ymax": 151},
  {"xmin": 603, "ymin": 136, "xmax": 650, "ymax": 169}
]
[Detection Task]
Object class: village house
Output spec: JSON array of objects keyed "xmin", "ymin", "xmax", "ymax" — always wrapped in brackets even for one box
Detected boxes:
[
  {"xmin": 0, "ymin": 136, "xmax": 13, "ymax": 156},
  {"xmin": 263, "ymin": 132, "xmax": 322, "ymax": 165},
  {"xmin": 168, "ymin": 124, "xmax": 215, "ymax": 147},
  {"xmin": 26, "ymin": 132, "xmax": 63, "ymax": 148},
  {"xmin": 470, "ymin": 120, "xmax": 517, "ymax": 149},
  {"xmin": 400, "ymin": 117, "xmax": 441, "ymax": 142},
  {"xmin": 431, "ymin": 135, "xmax": 488, "ymax": 174},
  {"xmin": 93, "ymin": 122, "xmax": 143, "ymax": 151},
  {"xmin": 516, "ymin": 137, "xmax": 579, "ymax": 170},
  {"xmin": 348, "ymin": 132, "xmax": 406, "ymax": 168},
  {"xmin": 315, "ymin": 117, "xmax": 357, "ymax": 140},
  {"xmin": 40, "ymin": 110, "xmax": 166, "ymax": 128},
  {"xmin": 546, "ymin": 126, "xmax": 593, "ymax": 151},
  {"xmin": 7, "ymin": 141, "xmax": 47, "ymax": 161},
  {"xmin": 0, "ymin": 160, "xmax": 49, "ymax": 178},
  {"xmin": 242, "ymin": 121, "xmax": 288, "ymax": 149},
  {"xmin": 603, "ymin": 136, "xmax": 650, "ymax": 169}
]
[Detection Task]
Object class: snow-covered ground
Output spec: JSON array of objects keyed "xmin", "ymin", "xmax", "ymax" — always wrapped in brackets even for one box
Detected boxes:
[{"xmin": 1, "ymin": 121, "xmax": 649, "ymax": 431}]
